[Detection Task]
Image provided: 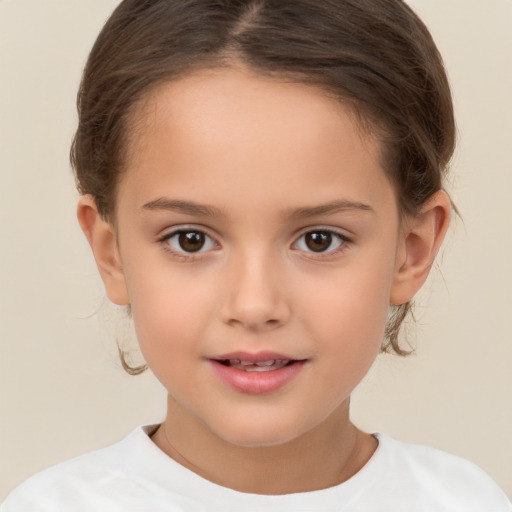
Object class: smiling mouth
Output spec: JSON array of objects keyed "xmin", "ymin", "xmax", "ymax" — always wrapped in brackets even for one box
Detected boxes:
[
  {"xmin": 217, "ymin": 359, "xmax": 295, "ymax": 372},
  {"xmin": 210, "ymin": 356, "xmax": 307, "ymax": 394}
]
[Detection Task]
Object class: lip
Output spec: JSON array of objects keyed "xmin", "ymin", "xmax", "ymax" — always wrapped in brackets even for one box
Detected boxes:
[
  {"xmin": 208, "ymin": 351, "xmax": 307, "ymax": 395},
  {"xmin": 211, "ymin": 351, "xmax": 297, "ymax": 363}
]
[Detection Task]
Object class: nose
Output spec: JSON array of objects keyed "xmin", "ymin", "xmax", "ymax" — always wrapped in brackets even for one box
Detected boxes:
[{"xmin": 220, "ymin": 250, "xmax": 291, "ymax": 332}]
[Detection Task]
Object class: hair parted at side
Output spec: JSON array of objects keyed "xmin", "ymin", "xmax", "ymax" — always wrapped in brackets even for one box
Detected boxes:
[{"xmin": 71, "ymin": 0, "xmax": 456, "ymax": 368}]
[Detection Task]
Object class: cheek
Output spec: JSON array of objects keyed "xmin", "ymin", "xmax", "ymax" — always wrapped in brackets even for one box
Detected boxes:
[
  {"xmin": 298, "ymin": 257, "xmax": 394, "ymax": 357},
  {"xmin": 301, "ymin": 275, "xmax": 389, "ymax": 407},
  {"xmin": 125, "ymin": 264, "xmax": 216, "ymax": 365}
]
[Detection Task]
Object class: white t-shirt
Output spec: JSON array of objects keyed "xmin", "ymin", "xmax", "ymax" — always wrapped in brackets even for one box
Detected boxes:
[{"xmin": 2, "ymin": 425, "xmax": 510, "ymax": 511}]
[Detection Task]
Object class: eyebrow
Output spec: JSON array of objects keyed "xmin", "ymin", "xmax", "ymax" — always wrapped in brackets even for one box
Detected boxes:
[
  {"xmin": 141, "ymin": 198, "xmax": 223, "ymax": 217},
  {"xmin": 141, "ymin": 198, "xmax": 374, "ymax": 219},
  {"xmin": 287, "ymin": 200, "xmax": 375, "ymax": 219}
]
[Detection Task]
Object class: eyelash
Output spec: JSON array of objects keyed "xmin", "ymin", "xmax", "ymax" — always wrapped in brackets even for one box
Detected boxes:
[
  {"xmin": 292, "ymin": 229, "xmax": 350, "ymax": 258},
  {"xmin": 158, "ymin": 227, "xmax": 219, "ymax": 261},
  {"xmin": 157, "ymin": 227, "xmax": 351, "ymax": 261}
]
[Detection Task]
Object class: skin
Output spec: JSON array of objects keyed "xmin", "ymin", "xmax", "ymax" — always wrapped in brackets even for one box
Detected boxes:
[{"xmin": 78, "ymin": 67, "xmax": 450, "ymax": 495}]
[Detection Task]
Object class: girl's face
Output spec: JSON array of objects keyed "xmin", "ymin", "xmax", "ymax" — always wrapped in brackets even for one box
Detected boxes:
[{"xmin": 104, "ymin": 68, "xmax": 410, "ymax": 447}]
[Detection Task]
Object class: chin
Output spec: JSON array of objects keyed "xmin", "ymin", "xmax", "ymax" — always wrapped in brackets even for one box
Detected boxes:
[
  {"xmin": 209, "ymin": 413, "xmax": 314, "ymax": 449},
  {"xmin": 220, "ymin": 431, "xmax": 301, "ymax": 449}
]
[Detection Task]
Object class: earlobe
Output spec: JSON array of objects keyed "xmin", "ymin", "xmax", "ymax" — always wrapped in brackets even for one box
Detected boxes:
[
  {"xmin": 77, "ymin": 195, "xmax": 130, "ymax": 306},
  {"xmin": 390, "ymin": 190, "xmax": 451, "ymax": 305}
]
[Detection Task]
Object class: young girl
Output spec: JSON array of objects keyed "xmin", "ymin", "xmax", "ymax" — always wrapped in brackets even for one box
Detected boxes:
[{"xmin": 2, "ymin": 0, "xmax": 510, "ymax": 510}]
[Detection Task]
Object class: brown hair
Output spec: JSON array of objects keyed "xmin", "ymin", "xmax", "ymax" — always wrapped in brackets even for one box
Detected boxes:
[{"xmin": 71, "ymin": 0, "xmax": 455, "ymax": 368}]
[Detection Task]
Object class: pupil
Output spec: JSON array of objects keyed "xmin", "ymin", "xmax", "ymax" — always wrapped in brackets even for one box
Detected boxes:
[
  {"xmin": 306, "ymin": 232, "xmax": 332, "ymax": 252},
  {"xmin": 179, "ymin": 232, "xmax": 205, "ymax": 252}
]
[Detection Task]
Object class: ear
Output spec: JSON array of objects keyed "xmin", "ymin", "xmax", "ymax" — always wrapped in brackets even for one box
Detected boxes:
[
  {"xmin": 77, "ymin": 195, "xmax": 130, "ymax": 306},
  {"xmin": 390, "ymin": 190, "xmax": 451, "ymax": 305}
]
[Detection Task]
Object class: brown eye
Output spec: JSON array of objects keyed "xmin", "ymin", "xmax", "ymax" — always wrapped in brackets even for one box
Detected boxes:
[
  {"xmin": 305, "ymin": 232, "xmax": 333, "ymax": 252},
  {"xmin": 294, "ymin": 230, "xmax": 346, "ymax": 254},
  {"xmin": 165, "ymin": 230, "xmax": 216, "ymax": 254},
  {"xmin": 178, "ymin": 232, "xmax": 205, "ymax": 252}
]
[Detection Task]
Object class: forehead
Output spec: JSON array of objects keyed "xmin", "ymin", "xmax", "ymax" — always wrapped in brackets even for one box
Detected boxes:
[{"xmin": 118, "ymin": 67, "xmax": 394, "ymax": 215}]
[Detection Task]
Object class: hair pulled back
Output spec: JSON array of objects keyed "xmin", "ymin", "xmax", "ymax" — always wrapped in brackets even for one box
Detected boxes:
[{"xmin": 71, "ymin": 0, "xmax": 455, "ymax": 364}]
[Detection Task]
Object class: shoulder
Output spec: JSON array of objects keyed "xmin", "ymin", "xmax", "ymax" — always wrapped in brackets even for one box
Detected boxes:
[
  {"xmin": 372, "ymin": 433, "xmax": 511, "ymax": 511},
  {"xmin": 1, "ymin": 426, "xmax": 156, "ymax": 512}
]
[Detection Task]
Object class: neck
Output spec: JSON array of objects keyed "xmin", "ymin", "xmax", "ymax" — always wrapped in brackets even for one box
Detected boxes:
[{"xmin": 151, "ymin": 396, "xmax": 377, "ymax": 495}]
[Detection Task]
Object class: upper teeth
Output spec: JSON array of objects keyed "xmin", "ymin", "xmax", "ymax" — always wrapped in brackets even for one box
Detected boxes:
[
  {"xmin": 240, "ymin": 360, "xmax": 275, "ymax": 366},
  {"xmin": 224, "ymin": 359, "xmax": 290, "ymax": 371}
]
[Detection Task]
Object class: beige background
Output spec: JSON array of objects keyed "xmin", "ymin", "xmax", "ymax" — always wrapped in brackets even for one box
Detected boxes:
[{"xmin": 1, "ymin": 0, "xmax": 511, "ymax": 501}]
